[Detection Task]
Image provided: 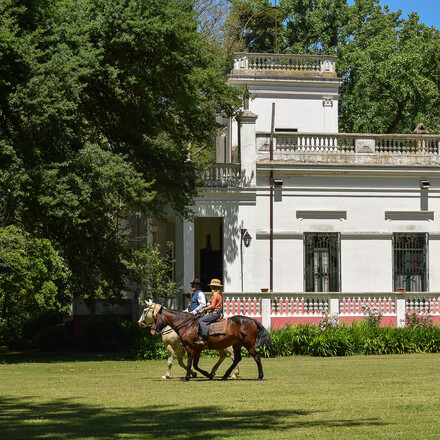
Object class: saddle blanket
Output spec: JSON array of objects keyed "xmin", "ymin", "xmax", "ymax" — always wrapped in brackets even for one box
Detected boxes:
[{"xmin": 209, "ymin": 318, "xmax": 228, "ymax": 336}]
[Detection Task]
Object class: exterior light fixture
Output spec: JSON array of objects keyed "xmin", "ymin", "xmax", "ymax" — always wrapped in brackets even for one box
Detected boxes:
[
  {"xmin": 420, "ymin": 180, "xmax": 431, "ymax": 189},
  {"xmin": 241, "ymin": 229, "xmax": 252, "ymax": 247},
  {"xmin": 273, "ymin": 179, "xmax": 283, "ymax": 186}
]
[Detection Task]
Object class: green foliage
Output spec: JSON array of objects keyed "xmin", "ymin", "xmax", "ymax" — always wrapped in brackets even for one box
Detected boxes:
[
  {"xmin": 83, "ymin": 314, "xmax": 136, "ymax": 352},
  {"xmin": 0, "ymin": 225, "xmax": 69, "ymax": 345},
  {"xmin": 31, "ymin": 325, "xmax": 72, "ymax": 351},
  {"xmin": 132, "ymin": 330, "xmax": 169, "ymax": 360},
  {"xmin": 131, "ymin": 321, "xmax": 440, "ymax": 360},
  {"xmin": 405, "ymin": 312, "xmax": 435, "ymax": 328},
  {"xmin": 122, "ymin": 244, "xmax": 180, "ymax": 300},
  {"xmin": 0, "ymin": 0, "xmax": 240, "ymax": 305}
]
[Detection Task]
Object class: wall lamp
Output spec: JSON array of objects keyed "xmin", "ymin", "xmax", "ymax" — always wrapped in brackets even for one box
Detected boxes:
[
  {"xmin": 241, "ymin": 229, "xmax": 252, "ymax": 247},
  {"xmin": 420, "ymin": 180, "xmax": 431, "ymax": 189},
  {"xmin": 273, "ymin": 179, "xmax": 283, "ymax": 186}
]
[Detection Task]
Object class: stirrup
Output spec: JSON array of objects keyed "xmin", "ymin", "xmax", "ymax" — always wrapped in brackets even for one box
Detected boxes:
[{"xmin": 194, "ymin": 338, "xmax": 207, "ymax": 346}]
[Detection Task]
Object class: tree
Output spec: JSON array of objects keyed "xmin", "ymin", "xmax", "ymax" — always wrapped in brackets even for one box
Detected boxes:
[
  {"xmin": 0, "ymin": 0, "xmax": 240, "ymax": 306},
  {"xmin": 338, "ymin": 10, "xmax": 440, "ymax": 133},
  {"xmin": 0, "ymin": 225, "xmax": 68, "ymax": 344}
]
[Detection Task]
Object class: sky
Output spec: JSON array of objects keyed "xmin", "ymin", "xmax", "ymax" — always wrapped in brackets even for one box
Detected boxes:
[
  {"xmin": 350, "ymin": 0, "xmax": 440, "ymax": 28},
  {"xmin": 268, "ymin": 1, "xmax": 440, "ymax": 29}
]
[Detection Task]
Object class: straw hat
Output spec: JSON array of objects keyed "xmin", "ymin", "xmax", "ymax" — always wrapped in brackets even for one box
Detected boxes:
[{"xmin": 208, "ymin": 278, "xmax": 223, "ymax": 288}]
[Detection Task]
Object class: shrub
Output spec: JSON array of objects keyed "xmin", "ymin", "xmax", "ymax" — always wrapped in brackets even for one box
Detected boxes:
[
  {"xmin": 84, "ymin": 314, "xmax": 135, "ymax": 352},
  {"xmin": 131, "ymin": 330, "xmax": 168, "ymax": 360},
  {"xmin": 32, "ymin": 325, "xmax": 72, "ymax": 351},
  {"xmin": 405, "ymin": 312, "xmax": 434, "ymax": 328}
]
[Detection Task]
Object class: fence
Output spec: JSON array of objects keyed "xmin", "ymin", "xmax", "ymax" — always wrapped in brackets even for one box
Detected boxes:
[{"xmin": 222, "ymin": 292, "xmax": 440, "ymax": 329}]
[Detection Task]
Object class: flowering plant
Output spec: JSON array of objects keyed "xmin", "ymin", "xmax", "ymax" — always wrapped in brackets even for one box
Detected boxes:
[
  {"xmin": 361, "ymin": 305, "xmax": 383, "ymax": 327},
  {"xmin": 405, "ymin": 311, "xmax": 434, "ymax": 328},
  {"xmin": 319, "ymin": 312, "xmax": 340, "ymax": 332}
]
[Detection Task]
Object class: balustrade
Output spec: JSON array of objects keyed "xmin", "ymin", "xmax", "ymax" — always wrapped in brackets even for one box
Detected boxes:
[
  {"xmin": 232, "ymin": 53, "xmax": 337, "ymax": 74},
  {"xmin": 202, "ymin": 164, "xmax": 241, "ymax": 187},
  {"xmin": 221, "ymin": 292, "xmax": 440, "ymax": 329}
]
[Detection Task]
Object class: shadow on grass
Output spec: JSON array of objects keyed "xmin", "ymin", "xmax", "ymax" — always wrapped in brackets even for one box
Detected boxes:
[
  {"xmin": 0, "ymin": 396, "xmax": 387, "ymax": 440},
  {"xmin": 0, "ymin": 349, "xmax": 133, "ymax": 364}
]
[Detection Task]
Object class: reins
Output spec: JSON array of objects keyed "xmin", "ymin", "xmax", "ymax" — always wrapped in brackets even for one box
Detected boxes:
[{"xmin": 152, "ymin": 312, "xmax": 199, "ymax": 335}]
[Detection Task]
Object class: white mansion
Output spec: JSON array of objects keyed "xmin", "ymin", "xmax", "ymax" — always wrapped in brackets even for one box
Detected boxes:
[{"xmin": 75, "ymin": 53, "xmax": 440, "ymax": 329}]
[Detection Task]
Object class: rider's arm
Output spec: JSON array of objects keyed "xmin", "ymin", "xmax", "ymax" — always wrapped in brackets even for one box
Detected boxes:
[
  {"xmin": 191, "ymin": 291, "xmax": 206, "ymax": 314},
  {"xmin": 203, "ymin": 293, "xmax": 219, "ymax": 313}
]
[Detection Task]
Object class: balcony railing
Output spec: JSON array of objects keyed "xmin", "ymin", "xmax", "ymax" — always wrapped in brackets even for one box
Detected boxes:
[
  {"xmin": 221, "ymin": 292, "xmax": 440, "ymax": 329},
  {"xmin": 256, "ymin": 133, "xmax": 440, "ymax": 164},
  {"xmin": 202, "ymin": 164, "xmax": 241, "ymax": 188},
  {"xmin": 232, "ymin": 53, "xmax": 337, "ymax": 75}
]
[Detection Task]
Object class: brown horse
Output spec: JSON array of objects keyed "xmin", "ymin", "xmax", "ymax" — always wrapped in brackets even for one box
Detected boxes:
[
  {"xmin": 138, "ymin": 301, "xmax": 239, "ymax": 380},
  {"xmin": 149, "ymin": 306, "xmax": 272, "ymax": 381}
]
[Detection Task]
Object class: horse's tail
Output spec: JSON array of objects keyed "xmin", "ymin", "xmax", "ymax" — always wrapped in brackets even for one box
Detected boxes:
[{"xmin": 253, "ymin": 319, "xmax": 272, "ymax": 349}]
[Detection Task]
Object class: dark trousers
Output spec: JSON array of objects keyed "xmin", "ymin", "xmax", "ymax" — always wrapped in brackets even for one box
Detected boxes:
[{"xmin": 198, "ymin": 310, "xmax": 221, "ymax": 340}]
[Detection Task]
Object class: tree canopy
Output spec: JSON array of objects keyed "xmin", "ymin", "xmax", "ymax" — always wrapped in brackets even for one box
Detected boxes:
[{"xmin": 0, "ymin": 0, "xmax": 240, "ymax": 333}]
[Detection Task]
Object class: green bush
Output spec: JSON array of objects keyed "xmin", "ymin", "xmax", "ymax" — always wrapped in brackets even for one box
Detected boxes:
[
  {"xmin": 84, "ymin": 314, "xmax": 136, "ymax": 352},
  {"xmin": 32, "ymin": 325, "xmax": 72, "ymax": 351},
  {"xmin": 130, "ymin": 319, "xmax": 440, "ymax": 360},
  {"xmin": 131, "ymin": 330, "xmax": 168, "ymax": 360}
]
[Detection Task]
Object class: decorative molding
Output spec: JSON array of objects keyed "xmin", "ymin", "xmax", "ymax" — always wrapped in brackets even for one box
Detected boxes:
[
  {"xmin": 322, "ymin": 97, "xmax": 333, "ymax": 107},
  {"xmin": 385, "ymin": 211, "xmax": 434, "ymax": 221},
  {"xmin": 296, "ymin": 210, "xmax": 347, "ymax": 220}
]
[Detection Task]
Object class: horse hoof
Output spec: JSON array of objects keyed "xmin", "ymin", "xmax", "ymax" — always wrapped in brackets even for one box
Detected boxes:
[
  {"xmin": 181, "ymin": 377, "xmax": 190, "ymax": 382},
  {"xmin": 191, "ymin": 372, "xmax": 197, "ymax": 378},
  {"xmin": 221, "ymin": 376, "xmax": 228, "ymax": 381},
  {"xmin": 161, "ymin": 375, "xmax": 169, "ymax": 380}
]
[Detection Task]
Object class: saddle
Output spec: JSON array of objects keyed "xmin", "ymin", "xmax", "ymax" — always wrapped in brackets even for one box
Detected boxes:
[{"xmin": 208, "ymin": 317, "xmax": 228, "ymax": 336}]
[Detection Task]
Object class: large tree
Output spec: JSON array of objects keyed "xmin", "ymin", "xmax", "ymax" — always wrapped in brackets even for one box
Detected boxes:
[{"xmin": 0, "ymin": 0, "xmax": 240, "ymax": 310}]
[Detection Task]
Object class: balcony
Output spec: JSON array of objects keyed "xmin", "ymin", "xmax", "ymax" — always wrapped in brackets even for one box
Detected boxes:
[
  {"xmin": 202, "ymin": 163, "xmax": 241, "ymax": 188},
  {"xmin": 256, "ymin": 132, "xmax": 440, "ymax": 167},
  {"xmin": 201, "ymin": 132, "xmax": 440, "ymax": 187},
  {"xmin": 230, "ymin": 52, "xmax": 338, "ymax": 79}
]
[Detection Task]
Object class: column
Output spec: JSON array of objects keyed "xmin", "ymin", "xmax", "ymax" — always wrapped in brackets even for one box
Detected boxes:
[
  {"xmin": 175, "ymin": 218, "xmax": 195, "ymax": 309},
  {"xmin": 239, "ymin": 110, "xmax": 258, "ymax": 187}
]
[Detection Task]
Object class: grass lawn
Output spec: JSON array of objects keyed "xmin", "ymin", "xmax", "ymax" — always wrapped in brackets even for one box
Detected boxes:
[{"xmin": 1, "ymin": 351, "xmax": 440, "ymax": 439}]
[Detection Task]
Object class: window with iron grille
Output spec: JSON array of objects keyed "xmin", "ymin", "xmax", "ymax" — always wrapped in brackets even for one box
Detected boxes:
[
  {"xmin": 393, "ymin": 233, "xmax": 428, "ymax": 292},
  {"xmin": 304, "ymin": 233, "xmax": 340, "ymax": 292}
]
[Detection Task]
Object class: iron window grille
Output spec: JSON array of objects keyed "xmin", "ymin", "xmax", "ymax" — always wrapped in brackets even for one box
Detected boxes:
[
  {"xmin": 304, "ymin": 233, "xmax": 340, "ymax": 292},
  {"xmin": 393, "ymin": 233, "xmax": 428, "ymax": 292}
]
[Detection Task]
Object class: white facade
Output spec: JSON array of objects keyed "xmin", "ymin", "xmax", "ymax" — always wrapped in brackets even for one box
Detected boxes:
[{"xmin": 151, "ymin": 53, "xmax": 440, "ymax": 313}]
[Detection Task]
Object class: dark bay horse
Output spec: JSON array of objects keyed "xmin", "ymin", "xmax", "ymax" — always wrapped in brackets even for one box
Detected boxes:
[
  {"xmin": 138, "ymin": 301, "xmax": 239, "ymax": 379},
  {"xmin": 149, "ymin": 306, "xmax": 272, "ymax": 381}
]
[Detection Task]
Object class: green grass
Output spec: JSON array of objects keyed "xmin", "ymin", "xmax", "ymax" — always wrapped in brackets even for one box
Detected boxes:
[{"xmin": 1, "ymin": 351, "xmax": 440, "ymax": 439}]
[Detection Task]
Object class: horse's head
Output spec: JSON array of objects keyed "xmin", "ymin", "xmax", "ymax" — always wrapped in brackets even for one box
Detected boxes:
[
  {"xmin": 150, "ymin": 305, "xmax": 167, "ymax": 336},
  {"xmin": 138, "ymin": 300, "xmax": 162, "ymax": 328}
]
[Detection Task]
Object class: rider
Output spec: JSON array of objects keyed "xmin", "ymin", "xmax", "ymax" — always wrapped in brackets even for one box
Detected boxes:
[
  {"xmin": 195, "ymin": 278, "xmax": 223, "ymax": 346},
  {"xmin": 184, "ymin": 278, "xmax": 206, "ymax": 315}
]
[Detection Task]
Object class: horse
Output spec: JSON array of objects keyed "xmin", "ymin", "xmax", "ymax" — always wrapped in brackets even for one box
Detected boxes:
[
  {"xmin": 149, "ymin": 305, "xmax": 272, "ymax": 381},
  {"xmin": 138, "ymin": 301, "xmax": 239, "ymax": 380}
]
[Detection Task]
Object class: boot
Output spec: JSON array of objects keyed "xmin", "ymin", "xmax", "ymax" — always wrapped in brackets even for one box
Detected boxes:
[{"xmin": 194, "ymin": 337, "xmax": 207, "ymax": 346}]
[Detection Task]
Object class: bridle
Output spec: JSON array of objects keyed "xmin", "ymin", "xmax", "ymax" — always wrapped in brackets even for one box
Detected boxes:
[{"xmin": 151, "ymin": 309, "xmax": 199, "ymax": 336}]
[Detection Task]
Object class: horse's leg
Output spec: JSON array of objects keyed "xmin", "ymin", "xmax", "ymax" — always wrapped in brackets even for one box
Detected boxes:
[
  {"xmin": 222, "ymin": 344, "xmax": 242, "ymax": 381},
  {"xmin": 193, "ymin": 350, "xmax": 213, "ymax": 379},
  {"xmin": 182, "ymin": 348, "xmax": 195, "ymax": 382},
  {"xmin": 225, "ymin": 345, "xmax": 239, "ymax": 379},
  {"xmin": 162, "ymin": 343, "xmax": 174, "ymax": 380},
  {"xmin": 174, "ymin": 340, "xmax": 197, "ymax": 378},
  {"xmin": 209, "ymin": 349, "xmax": 227, "ymax": 378},
  {"xmin": 247, "ymin": 346, "xmax": 264, "ymax": 380}
]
